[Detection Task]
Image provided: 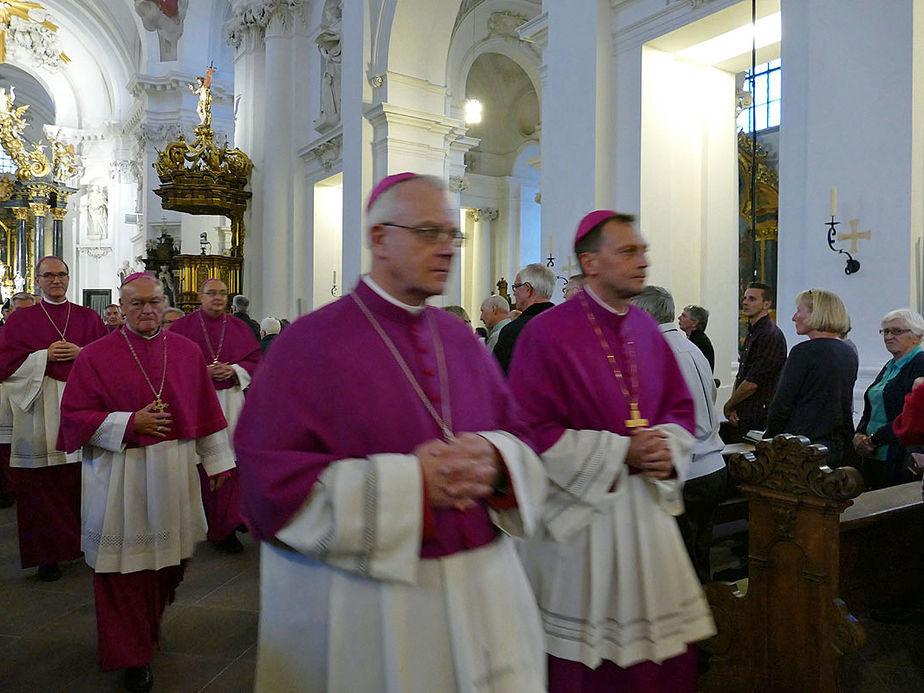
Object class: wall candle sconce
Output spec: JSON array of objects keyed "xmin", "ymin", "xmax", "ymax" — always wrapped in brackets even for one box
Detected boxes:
[
  {"xmin": 826, "ymin": 187, "xmax": 860, "ymax": 275},
  {"xmin": 199, "ymin": 232, "xmax": 211, "ymax": 255},
  {"xmin": 331, "ymin": 269, "xmax": 339, "ymax": 297}
]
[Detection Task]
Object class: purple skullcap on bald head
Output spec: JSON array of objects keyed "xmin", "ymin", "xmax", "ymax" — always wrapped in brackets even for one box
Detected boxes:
[
  {"xmin": 120, "ymin": 272, "xmax": 158, "ymax": 287},
  {"xmin": 366, "ymin": 172, "xmax": 420, "ymax": 211},
  {"xmin": 574, "ymin": 210, "xmax": 621, "ymax": 247}
]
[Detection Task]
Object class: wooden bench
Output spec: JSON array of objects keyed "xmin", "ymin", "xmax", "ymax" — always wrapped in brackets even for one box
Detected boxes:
[{"xmin": 700, "ymin": 435, "xmax": 867, "ymax": 693}]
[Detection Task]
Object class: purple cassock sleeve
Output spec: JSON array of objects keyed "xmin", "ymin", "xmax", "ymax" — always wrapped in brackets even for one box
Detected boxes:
[{"xmin": 0, "ymin": 302, "xmax": 107, "ymax": 382}]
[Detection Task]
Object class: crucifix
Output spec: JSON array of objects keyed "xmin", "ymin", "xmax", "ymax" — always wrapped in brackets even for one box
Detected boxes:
[{"xmin": 838, "ymin": 219, "xmax": 871, "ymax": 254}]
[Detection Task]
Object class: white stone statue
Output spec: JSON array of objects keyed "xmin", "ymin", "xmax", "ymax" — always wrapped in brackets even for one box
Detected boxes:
[
  {"xmin": 87, "ymin": 184, "xmax": 108, "ymax": 241},
  {"xmin": 13, "ymin": 272, "xmax": 24, "ymax": 293},
  {"xmin": 315, "ymin": 1, "xmax": 342, "ymax": 129},
  {"xmin": 134, "ymin": 0, "xmax": 189, "ymax": 62}
]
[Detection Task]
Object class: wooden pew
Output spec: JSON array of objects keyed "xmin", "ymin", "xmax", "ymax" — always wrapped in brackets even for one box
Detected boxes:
[{"xmin": 700, "ymin": 435, "xmax": 867, "ymax": 693}]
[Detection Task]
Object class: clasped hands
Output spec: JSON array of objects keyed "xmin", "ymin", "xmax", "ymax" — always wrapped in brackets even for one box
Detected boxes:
[
  {"xmin": 626, "ymin": 427, "xmax": 674, "ymax": 480},
  {"xmin": 416, "ymin": 432, "xmax": 504, "ymax": 511},
  {"xmin": 132, "ymin": 400, "xmax": 227, "ymax": 490},
  {"xmin": 47, "ymin": 340, "xmax": 81, "ymax": 362},
  {"xmin": 208, "ymin": 362, "xmax": 237, "ymax": 382}
]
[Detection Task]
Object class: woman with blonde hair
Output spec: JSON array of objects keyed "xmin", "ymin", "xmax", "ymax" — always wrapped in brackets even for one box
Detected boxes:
[{"xmin": 764, "ymin": 289, "xmax": 858, "ymax": 465}]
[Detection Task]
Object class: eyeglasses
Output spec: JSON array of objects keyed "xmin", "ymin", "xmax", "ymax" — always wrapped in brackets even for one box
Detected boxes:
[
  {"xmin": 38, "ymin": 272, "xmax": 68, "ymax": 280},
  {"xmin": 880, "ymin": 328, "xmax": 912, "ymax": 336},
  {"xmin": 382, "ymin": 223, "xmax": 465, "ymax": 246},
  {"xmin": 512, "ymin": 282, "xmax": 530, "ymax": 291},
  {"xmin": 203, "ymin": 290, "xmax": 228, "ymax": 297}
]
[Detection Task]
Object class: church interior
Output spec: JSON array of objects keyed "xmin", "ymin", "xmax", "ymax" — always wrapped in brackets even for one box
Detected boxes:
[{"xmin": 1, "ymin": 0, "xmax": 924, "ymax": 690}]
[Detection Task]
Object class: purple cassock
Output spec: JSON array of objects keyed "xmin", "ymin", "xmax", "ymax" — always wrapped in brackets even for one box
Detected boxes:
[
  {"xmin": 509, "ymin": 289, "xmax": 709, "ymax": 693},
  {"xmin": 57, "ymin": 327, "xmax": 231, "ymax": 671},
  {"xmin": 169, "ymin": 308, "xmax": 261, "ymax": 542},
  {"xmin": 0, "ymin": 299, "xmax": 106, "ymax": 569},
  {"xmin": 235, "ymin": 279, "xmax": 531, "ymax": 557}
]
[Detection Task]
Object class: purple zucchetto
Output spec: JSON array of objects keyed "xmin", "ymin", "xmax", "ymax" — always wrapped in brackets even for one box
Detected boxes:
[
  {"xmin": 120, "ymin": 272, "xmax": 158, "ymax": 286},
  {"xmin": 574, "ymin": 210, "xmax": 621, "ymax": 247},
  {"xmin": 366, "ymin": 172, "xmax": 420, "ymax": 211}
]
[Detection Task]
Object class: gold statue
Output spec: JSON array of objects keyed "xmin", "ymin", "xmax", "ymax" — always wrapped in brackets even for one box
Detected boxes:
[
  {"xmin": 188, "ymin": 67, "xmax": 215, "ymax": 128},
  {"xmin": 0, "ymin": 85, "xmax": 50, "ymax": 180}
]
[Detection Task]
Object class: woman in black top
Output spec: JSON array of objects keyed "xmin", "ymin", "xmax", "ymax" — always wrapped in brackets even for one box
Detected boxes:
[{"xmin": 764, "ymin": 289, "xmax": 858, "ymax": 465}]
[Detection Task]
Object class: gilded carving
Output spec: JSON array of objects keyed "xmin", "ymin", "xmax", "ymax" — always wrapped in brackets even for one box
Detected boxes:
[{"xmin": 0, "ymin": 86, "xmax": 51, "ymax": 180}]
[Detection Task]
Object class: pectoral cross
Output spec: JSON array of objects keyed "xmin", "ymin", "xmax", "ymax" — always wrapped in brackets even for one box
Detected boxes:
[
  {"xmin": 838, "ymin": 219, "xmax": 871, "ymax": 254},
  {"xmin": 152, "ymin": 398, "xmax": 169, "ymax": 413},
  {"xmin": 625, "ymin": 402, "xmax": 649, "ymax": 428}
]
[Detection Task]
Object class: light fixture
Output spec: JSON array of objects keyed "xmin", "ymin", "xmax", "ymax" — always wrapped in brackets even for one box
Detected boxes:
[
  {"xmin": 677, "ymin": 12, "xmax": 781, "ymax": 66},
  {"xmin": 464, "ymin": 98, "xmax": 482, "ymax": 125},
  {"xmin": 199, "ymin": 232, "xmax": 211, "ymax": 255}
]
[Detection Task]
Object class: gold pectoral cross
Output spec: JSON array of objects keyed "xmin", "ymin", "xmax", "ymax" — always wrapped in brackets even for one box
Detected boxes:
[
  {"xmin": 625, "ymin": 402, "xmax": 649, "ymax": 428},
  {"xmin": 152, "ymin": 398, "xmax": 169, "ymax": 413}
]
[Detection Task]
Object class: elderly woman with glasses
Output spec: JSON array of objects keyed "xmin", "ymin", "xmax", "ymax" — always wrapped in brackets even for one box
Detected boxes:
[
  {"xmin": 764, "ymin": 289, "xmax": 858, "ymax": 465},
  {"xmin": 853, "ymin": 308, "xmax": 924, "ymax": 488}
]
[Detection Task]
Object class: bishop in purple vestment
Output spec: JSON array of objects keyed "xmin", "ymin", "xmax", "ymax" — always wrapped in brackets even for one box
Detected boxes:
[
  {"xmin": 58, "ymin": 274, "xmax": 233, "ymax": 691},
  {"xmin": 508, "ymin": 211, "xmax": 715, "ymax": 692},
  {"xmin": 169, "ymin": 279, "xmax": 260, "ymax": 552},
  {"xmin": 234, "ymin": 173, "xmax": 547, "ymax": 692},
  {"xmin": 0, "ymin": 257, "xmax": 107, "ymax": 581}
]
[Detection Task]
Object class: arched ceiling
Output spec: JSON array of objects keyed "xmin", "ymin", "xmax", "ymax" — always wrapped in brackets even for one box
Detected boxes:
[{"xmin": 465, "ymin": 52, "xmax": 538, "ymax": 177}]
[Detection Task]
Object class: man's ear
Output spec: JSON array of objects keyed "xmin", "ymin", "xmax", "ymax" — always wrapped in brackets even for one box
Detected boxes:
[
  {"xmin": 578, "ymin": 251, "xmax": 596, "ymax": 277},
  {"xmin": 369, "ymin": 224, "xmax": 387, "ymax": 254}
]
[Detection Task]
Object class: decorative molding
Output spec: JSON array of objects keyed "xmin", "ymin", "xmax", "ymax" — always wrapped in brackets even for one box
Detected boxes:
[
  {"xmin": 367, "ymin": 72, "xmax": 385, "ymax": 89},
  {"xmin": 226, "ymin": 0, "xmax": 310, "ymax": 48},
  {"xmin": 468, "ymin": 207, "xmax": 498, "ymax": 222},
  {"xmin": 305, "ymin": 133, "xmax": 343, "ymax": 172},
  {"xmin": 77, "ymin": 245, "xmax": 113, "ymax": 259},
  {"xmin": 487, "ymin": 11, "xmax": 530, "ymax": 40},
  {"xmin": 109, "ymin": 159, "xmax": 141, "ymax": 184},
  {"xmin": 135, "ymin": 0, "xmax": 189, "ymax": 62},
  {"xmin": 448, "ymin": 176, "xmax": 468, "ymax": 193},
  {"xmin": 5, "ymin": 14, "xmax": 70, "ymax": 70}
]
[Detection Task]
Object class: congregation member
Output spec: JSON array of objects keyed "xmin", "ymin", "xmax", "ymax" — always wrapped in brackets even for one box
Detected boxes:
[
  {"xmin": 161, "ymin": 307, "xmax": 184, "ymax": 328},
  {"xmin": 169, "ymin": 279, "xmax": 260, "ymax": 553},
  {"xmin": 764, "ymin": 289, "xmax": 858, "ymax": 465},
  {"xmin": 632, "ymin": 285, "xmax": 726, "ymax": 583},
  {"xmin": 442, "ymin": 304, "xmax": 472, "ymax": 328},
  {"xmin": 509, "ymin": 210, "xmax": 714, "ymax": 692},
  {"xmin": 0, "ymin": 257, "xmax": 106, "ymax": 581},
  {"xmin": 258, "ymin": 316, "xmax": 280, "ymax": 355},
  {"xmin": 103, "ymin": 303, "xmax": 124, "ymax": 332},
  {"xmin": 231, "ymin": 293, "xmax": 261, "ymax": 342},
  {"xmin": 58, "ymin": 273, "xmax": 234, "ymax": 693},
  {"xmin": 494, "ymin": 262, "xmax": 556, "ymax": 374},
  {"xmin": 853, "ymin": 308, "xmax": 924, "ymax": 488},
  {"xmin": 562, "ymin": 273, "xmax": 584, "ymax": 300},
  {"xmin": 234, "ymin": 173, "xmax": 547, "ymax": 692},
  {"xmin": 724, "ymin": 282, "xmax": 787, "ymax": 435},
  {"xmin": 678, "ymin": 303, "xmax": 715, "ymax": 372},
  {"xmin": 479, "ymin": 294, "xmax": 511, "ymax": 351},
  {"xmin": 0, "ymin": 291, "xmax": 35, "ymax": 509}
]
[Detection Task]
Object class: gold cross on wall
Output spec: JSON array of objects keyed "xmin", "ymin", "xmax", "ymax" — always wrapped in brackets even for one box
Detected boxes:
[
  {"xmin": 562, "ymin": 255, "xmax": 579, "ymax": 275},
  {"xmin": 838, "ymin": 219, "xmax": 871, "ymax": 254}
]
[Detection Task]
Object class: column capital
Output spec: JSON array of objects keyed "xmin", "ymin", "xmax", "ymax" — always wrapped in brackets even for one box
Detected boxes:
[
  {"xmin": 51, "ymin": 208, "xmax": 68, "ymax": 221},
  {"xmin": 29, "ymin": 203, "xmax": 50, "ymax": 217},
  {"xmin": 12, "ymin": 207, "xmax": 29, "ymax": 221},
  {"xmin": 468, "ymin": 207, "xmax": 498, "ymax": 222}
]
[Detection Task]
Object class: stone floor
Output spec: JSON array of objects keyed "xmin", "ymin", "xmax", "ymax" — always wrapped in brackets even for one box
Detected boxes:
[
  {"xmin": 1, "ymin": 498, "xmax": 922, "ymax": 692},
  {"xmin": 0, "ymin": 502, "xmax": 258, "ymax": 692}
]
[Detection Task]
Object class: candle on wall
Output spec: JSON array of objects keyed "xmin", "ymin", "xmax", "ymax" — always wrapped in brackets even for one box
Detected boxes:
[
  {"xmin": 830, "ymin": 187, "xmax": 837, "ymax": 217},
  {"xmin": 549, "ymin": 236, "xmax": 554, "ymax": 256},
  {"xmin": 333, "ymin": 270, "xmax": 336, "ymax": 285}
]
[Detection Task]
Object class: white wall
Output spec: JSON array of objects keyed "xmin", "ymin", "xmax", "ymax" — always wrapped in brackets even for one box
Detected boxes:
[
  {"xmin": 778, "ymin": 0, "xmax": 919, "ymax": 389},
  {"xmin": 640, "ymin": 47, "xmax": 739, "ymax": 392},
  {"xmin": 313, "ymin": 175, "xmax": 343, "ymax": 311}
]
